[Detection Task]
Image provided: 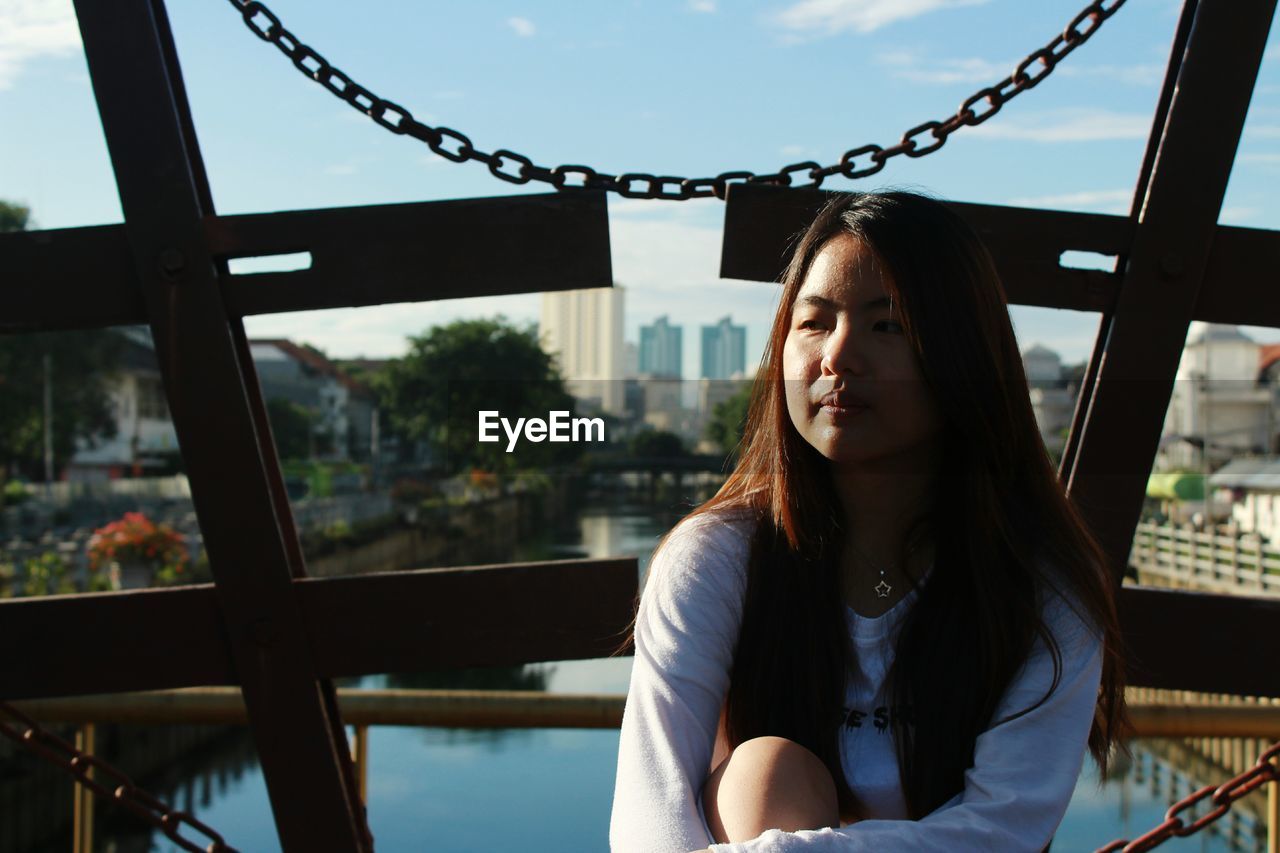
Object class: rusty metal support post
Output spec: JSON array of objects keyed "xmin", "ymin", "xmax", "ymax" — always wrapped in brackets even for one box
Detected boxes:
[
  {"xmin": 1269, "ymin": 752, "xmax": 1278, "ymax": 853},
  {"xmin": 351, "ymin": 725, "xmax": 370, "ymax": 804},
  {"xmin": 72, "ymin": 723, "xmax": 94, "ymax": 853}
]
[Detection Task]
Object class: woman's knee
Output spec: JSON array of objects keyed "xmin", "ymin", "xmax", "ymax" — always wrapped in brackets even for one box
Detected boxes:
[{"xmin": 703, "ymin": 736, "xmax": 839, "ymax": 843}]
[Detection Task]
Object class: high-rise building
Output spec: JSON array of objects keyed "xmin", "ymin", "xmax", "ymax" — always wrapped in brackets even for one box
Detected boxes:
[
  {"xmin": 701, "ymin": 316, "xmax": 747, "ymax": 380},
  {"xmin": 639, "ymin": 315, "xmax": 683, "ymax": 378},
  {"xmin": 539, "ymin": 285, "xmax": 626, "ymax": 415}
]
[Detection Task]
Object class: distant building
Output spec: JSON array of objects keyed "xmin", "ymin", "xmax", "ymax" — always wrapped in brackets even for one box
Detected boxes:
[
  {"xmin": 249, "ymin": 339, "xmax": 377, "ymax": 462},
  {"xmin": 1021, "ymin": 343, "xmax": 1075, "ymax": 456},
  {"xmin": 701, "ymin": 316, "xmax": 746, "ymax": 380},
  {"xmin": 1208, "ymin": 457, "xmax": 1280, "ymax": 541},
  {"xmin": 640, "ymin": 376, "xmax": 685, "ymax": 433},
  {"xmin": 68, "ymin": 326, "xmax": 180, "ymax": 480},
  {"xmin": 539, "ymin": 286, "xmax": 626, "ymax": 416},
  {"xmin": 1161, "ymin": 323, "xmax": 1272, "ymax": 469},
  {"xmin": 639, "ymin": 315, "xmax": 683, "ymax": 378},
  {"xmin": 623, "ymin": 342, "xmax": 639, "ymax": 379}
]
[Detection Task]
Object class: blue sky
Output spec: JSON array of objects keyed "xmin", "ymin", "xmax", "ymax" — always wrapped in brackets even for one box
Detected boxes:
[{"xmin": 2, "ymin": 0, "xmax": 1277, "ymax": 378}]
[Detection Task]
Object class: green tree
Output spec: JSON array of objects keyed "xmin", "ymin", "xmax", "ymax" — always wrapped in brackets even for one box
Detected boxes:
[
  {"xmin": 704, "ymin": 381, "xmax": 754, "ymax": 457},
  {"xmin": 266, "ymin": 398, "xmax": 316, "ymax": 460},
  {"xmin": 628, "ymin": 429, "xmax": 687, "ymax": 458},
  {"xmin": 0, "ymin": 201, "xmax": 122, "ymax": 481},
  {"xmin": 381, "ymin": 317, "xmax": 579, "ymax": 476},
  {"xmin": 0, "ymin": 201, "xmax": 31, "ymax": 233}
]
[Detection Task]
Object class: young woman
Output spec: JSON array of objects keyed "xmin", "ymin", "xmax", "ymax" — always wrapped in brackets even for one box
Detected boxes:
[{"xmin": 609, "ymin": 190, "xmax": 1131, "ymax": 852}]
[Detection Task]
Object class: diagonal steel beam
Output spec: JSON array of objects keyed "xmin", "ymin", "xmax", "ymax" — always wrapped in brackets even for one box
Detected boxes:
[
  {"xmin": 1063, "ymin": 0, "xmax": 1277, "ymax": 572},
  {"xmin": 71, "ymin": 1, "xmax": 368, "ymax": 847}
]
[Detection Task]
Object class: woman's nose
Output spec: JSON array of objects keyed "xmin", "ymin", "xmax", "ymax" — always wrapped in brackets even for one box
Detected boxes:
[{"xmin": 820, "ymin": 323, "xmax": 865, "ymax": 376}]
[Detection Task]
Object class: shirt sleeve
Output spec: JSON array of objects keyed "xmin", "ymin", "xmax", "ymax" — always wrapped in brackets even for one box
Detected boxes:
[
  {"xmin": 710, "ymin": 584, "xmax": 1105, "ymax": 853},
  {"xmin": 610, "ymin": 514, "xmax": 751, "ymax": 853}
]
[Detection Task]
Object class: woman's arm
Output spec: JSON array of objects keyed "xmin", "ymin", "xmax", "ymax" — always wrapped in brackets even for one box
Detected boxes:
[
  {"xmin": 707, "ymin": 585, "xmax": 1105, "ymax": 853},
  {"xmin": 609, "ymin": 514, "xmax": 751, "ymax": 853}
]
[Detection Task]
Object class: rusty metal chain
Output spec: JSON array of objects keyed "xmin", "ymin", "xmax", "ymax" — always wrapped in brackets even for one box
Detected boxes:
[
  {"xmin": 1094, "ymin": 741, "xmax": 1280, "ymax": 853},
  {"xmin": 0, "ymin": 701, "xmax": 238, "ymax": 853},
  {"xmin": 226, "ymin": 0, "xmax": 1126, "ymax": 200}
]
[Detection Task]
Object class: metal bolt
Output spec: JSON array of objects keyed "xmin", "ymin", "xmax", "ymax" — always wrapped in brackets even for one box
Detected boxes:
[
  {"xmin": 1160, "ymin": 253, "xmax": 1185, "ymax": 279},
  {"xmin": 251, "ymin": 617, "xmax": 280, "ymax": 648},
  {"xmin": 158, "ymin": 248, "xmax": 186, "ymax": 281}
]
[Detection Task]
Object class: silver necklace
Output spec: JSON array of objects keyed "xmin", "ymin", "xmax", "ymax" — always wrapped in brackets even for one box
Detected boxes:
[{"xmin": 848, "ymin": 537, "xmax": 924, "ymax": 599}]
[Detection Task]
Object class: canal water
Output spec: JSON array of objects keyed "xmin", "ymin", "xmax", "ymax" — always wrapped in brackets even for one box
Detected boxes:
[{"xmin": 59, "ymin": 499, "xmax": 1269, "ymax": 852}]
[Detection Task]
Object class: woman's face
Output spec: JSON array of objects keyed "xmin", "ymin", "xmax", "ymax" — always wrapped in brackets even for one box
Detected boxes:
[{"xmin": 781, "ymin": 232, "xmax": 943, "ymax": 470}]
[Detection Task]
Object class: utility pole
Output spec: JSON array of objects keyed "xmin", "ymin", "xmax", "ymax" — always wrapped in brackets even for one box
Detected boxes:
[{"xmin": 43, "ymin": 351, "xmax": 54, "ymax": 500}]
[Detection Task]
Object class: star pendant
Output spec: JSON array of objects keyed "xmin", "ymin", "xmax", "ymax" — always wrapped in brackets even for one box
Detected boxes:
[{"xmin": 874, "ymin": 579, "xmax": 893, "ymax": 598}]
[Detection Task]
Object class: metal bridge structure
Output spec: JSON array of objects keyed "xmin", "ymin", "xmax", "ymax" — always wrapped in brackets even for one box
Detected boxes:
[{"xmin": 1, "ymin": 0, "xmax": 1278, "ymax": 850}]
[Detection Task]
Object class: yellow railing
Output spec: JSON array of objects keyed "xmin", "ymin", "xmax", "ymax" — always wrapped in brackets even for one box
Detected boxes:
[{"xmin": 9, "ymin": 687, "xmax": 1280, "ymax": 853}]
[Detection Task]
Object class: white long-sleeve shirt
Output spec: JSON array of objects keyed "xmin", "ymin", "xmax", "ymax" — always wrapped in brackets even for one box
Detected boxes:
[{"xmin": 609, "ymin": 510, "xmax": 1104, "ymax": 853}]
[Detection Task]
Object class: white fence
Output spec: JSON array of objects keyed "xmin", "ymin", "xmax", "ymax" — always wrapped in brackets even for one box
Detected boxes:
[{"xmin": 1129, "ymin": 520, "xmax": 1280, "ymax": 596}]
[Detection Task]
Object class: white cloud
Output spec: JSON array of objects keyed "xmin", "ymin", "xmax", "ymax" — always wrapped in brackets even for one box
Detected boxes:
[
  {"xmin": 891, "ymin": 55, "xmax": 1007, "ymax": 84},
  {"xmin": 779, "ymin": 143, "xmax": 818, "ymax": 157},
  {"xmin": 0, "ymin": 0, "xmax": 82, "ymax": 90},
  {"xmin": 773, "ymin": 0, "xmax": 990, "ymax": 38},
  {"xmin": 1247, "ymin": 125, "xmax": 1280, "ymax": 139},
  {"xmin": 877, "ymin": 50, "xmax": 1162, "ymax": 87},
  {"xmin": 1056, "ymin": 63, "xmax": 1165, "ymax": 87},
  {"xmin": 689, "ymin": 0, "xmax": 717, "ymax": 11},
  {"xmin": 966, "ymin": 108, "xmax": 1150, "ymax": 142},
  {"xmin": 1219, "ymin": 206, "xmax": 1260, "ymax": 224},
  {"xmin": 1006, "ymin": 189, "xmax": 1132, "ymax": 215},
  {"xmin": 323, "ymin": 163, "xmax": 358, "ymax": 176},
  {"xmin": 506, "ymin": 16, "xmax": 536, "ymax": 37}
]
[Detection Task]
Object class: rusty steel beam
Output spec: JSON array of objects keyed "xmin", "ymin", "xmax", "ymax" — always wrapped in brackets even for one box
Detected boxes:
[
  {"xmin": 12, "ymin": 687, "xmax": 631, "ymax": 730},
  {"xmin": 723, "ymin": 185, "xmax": 1280, "ymax": 327},
  {"xmin": 722, "ymin": 184, "xmax": 1128, "ymax": 313},
  {"xmin": 299, "ymin": 557, "xmax": 639, "ymax": 677},
  {"xmin": 0, "ymin": 224, "xmax": 143, "ymax": 331},
  {"xmin": 16, "ymin": 687, "xmax": 1280, "ymax": 738},
  {"xmin": 0, "ymin": 586, "xmax": 234, "ymax": 700},
  {"xmin": 0, "ymin": 192, "xmax": 611, "ymax": 332},
  {"xmin": 214, "ymin": 193, "xmax": 611, "ymax": 316},
  {"xmin": 1119, "ymin": 587, "xmax": 1280, "ymax": 697},
  {"xmin": 9, "ymin": 186, "xmax": 1274, "ymax": 332},
  {"xmin": 70, "ymin": 1, "xmax": 368, "ymax": 848},
  {"xmin": 0, "ymin": 557, "xmax": 639, "ymax": 701},
  {"xmin": 1194, "ymin": 224, "xmax": 1280, "ymax": 325},
  {"xmin": 1063, "ymin": 0, "xmax": 1277, "ymax": 569}
]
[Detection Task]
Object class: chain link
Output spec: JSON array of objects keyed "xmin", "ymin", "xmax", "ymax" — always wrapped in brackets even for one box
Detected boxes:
[
  {"xmin": 0, "ymin": 701, "xmax": 238, "ymax": 852},
  {"xmin": 225, "ymin": 0, "xmax": 1126, "ymax": 200},
  {"xmin": 1094, "ymin": 741, "xmax": 1280, "ymax": 853}
]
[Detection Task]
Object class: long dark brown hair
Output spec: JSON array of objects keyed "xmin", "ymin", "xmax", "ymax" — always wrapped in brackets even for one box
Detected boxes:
[{"xmin": 632, "ymin": 189, "xmax": 1131, "ymax": 820}]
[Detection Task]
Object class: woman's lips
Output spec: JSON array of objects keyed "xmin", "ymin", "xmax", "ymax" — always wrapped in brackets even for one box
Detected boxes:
[{"xmin": 820, "ymin": 403, "xmax": 869, "ymax": 419}]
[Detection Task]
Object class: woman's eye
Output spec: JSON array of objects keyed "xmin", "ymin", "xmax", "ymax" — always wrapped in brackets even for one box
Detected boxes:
[
  {"xmin": 798, "ymin": 319, "xmax": 825, "ymax": 331},
  {"xmin": 875, "ymin": 320, "xmax": 904, "ymax": 333}
]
